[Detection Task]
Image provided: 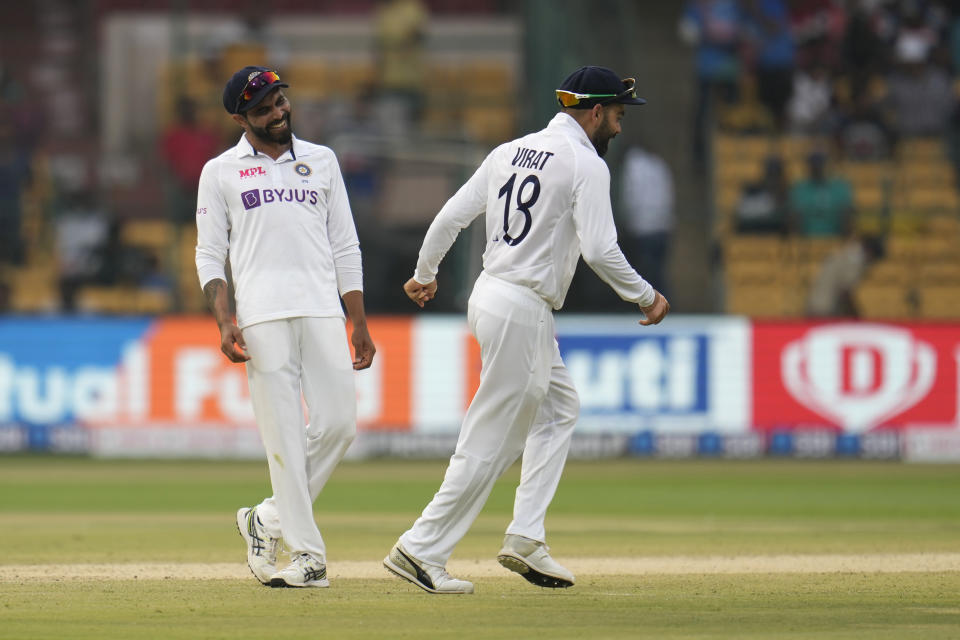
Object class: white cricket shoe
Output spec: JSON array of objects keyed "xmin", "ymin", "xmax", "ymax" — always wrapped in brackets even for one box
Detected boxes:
[
  {"xmin": 269, "ymin": 553, "xmax": 330, "ymax": 588},
  {"xmin": 236, "ymin": 507, "xmax": 280, "ymax": 585},
  {"xmin": 383, "ymin": 543, "xmax": 474, "ymax": 594},
  {"xmin": 497, "ymin": 534, "xmax": 575, "ymax": 588}
]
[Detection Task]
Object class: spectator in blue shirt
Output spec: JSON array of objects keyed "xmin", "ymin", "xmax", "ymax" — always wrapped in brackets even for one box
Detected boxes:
[{"xmin": 679, "ymin": 0, "xmax": 745, "ymax": 168}]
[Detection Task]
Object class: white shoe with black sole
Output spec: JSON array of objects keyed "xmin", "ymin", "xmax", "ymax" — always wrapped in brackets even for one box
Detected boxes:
[
  {"xmin": 497, "ymin": 534, "xmax": 575, "ymax": 588},
  {"xmin": 383, "ymin": 543, "xmax": 474, "ymax": 594},
  {"xmin": 269, "ymin": 553, "xmax": 330, "ymax": 588},
  {"xmin": 236, "ymin": 507, "xmax": 280, "ymax": 586}
]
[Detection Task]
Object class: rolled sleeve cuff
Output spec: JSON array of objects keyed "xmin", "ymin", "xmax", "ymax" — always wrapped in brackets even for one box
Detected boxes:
[
  {"xmin": 335, "ymin": 253, "xmax": 364, "ymax": 295},
  {"xmin": 197, "ymin": 264, "xmax": 227, "ymax": 291}
]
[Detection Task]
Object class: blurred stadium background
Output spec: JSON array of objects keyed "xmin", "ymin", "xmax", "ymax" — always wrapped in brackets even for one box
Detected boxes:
[{"xmin": 1, "ymin": 0, "xmax": 959, "ymax": 462}]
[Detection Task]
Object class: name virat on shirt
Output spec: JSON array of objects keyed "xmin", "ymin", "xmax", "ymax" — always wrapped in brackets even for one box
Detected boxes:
[{"xmin": 512, "ymin": 146, "xmax": 555, "ymax": 171}]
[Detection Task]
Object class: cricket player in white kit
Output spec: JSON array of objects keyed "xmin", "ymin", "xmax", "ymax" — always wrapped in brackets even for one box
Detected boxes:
[
  {"xmin": 195, "ymin": 67, "xmax": 375, "ymax": 588},
  {"xmin": 384, "ymin": 66, "xmax": 670, "ymax": 594}
]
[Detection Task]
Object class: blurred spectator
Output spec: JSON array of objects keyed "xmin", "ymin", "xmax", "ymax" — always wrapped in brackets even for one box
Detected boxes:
[
  {"xmin": 842, "ymin": 1, "xmax": 887, "ymax": 99},
  {"xmin": 789, "ymin": 151, "xmax": 854, "ymax": 236},
  {"xmin": 139, "ymin": 251, "xmax": 175, "ymax": 295},
  {"xmin": 833, "ymin": 85, "xmax": 896, "ymax": 161},
  {"xmin": 734, "ymin": 154, "xmax": 790, "ymax": 234},
  {"xmin": 884, "ymin": 30, "xmax": 955, "ymax": 137},
  {"xmin": 744, "ymin": 0, "xmax": 796, "ymax": 132},
  {"xmin": 95, "ymin": 218, "xmax": 151, "ymax": 288},
  {"xmin": 807, "ymin": 234, "xmax": 885, "ymax": 317},
  {"xmin": 789, "ymin": 0, "xmax": 847, "ymax": 70},
  {"xmin": 160, "ymin": 96, "xmax": 223, "ymax": 223},
  {"xmin": 373, "ymin": 0, "xmax": 430, "ymax": 134},
  {"xmin": 619, "ymin": 144, "xmax": 675, "ymax": 298},
  {"xmin": 0, "ymin": 279, "xmax": 9, "ymax": 312},
  {"xmin": 787, "ymin": 61, "xmax": 834, "ymax": 134},
  {"xmin": 0, "ymin": 116, "xmax": 30, "ymax": 266},
  {"xmin": 54, "ymin": 190, "xmax": 110, "ymax": 310},
  {"xmin": 679, "ymin": 0, "xmax": 745, "ymax": 167}
]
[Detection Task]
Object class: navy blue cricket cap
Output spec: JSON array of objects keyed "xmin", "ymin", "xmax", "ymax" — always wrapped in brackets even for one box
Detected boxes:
[
  {"xmin": 556, "ymin": 66, "xmax": 647, "ymax": 109},
  {"xmin": 222, "ymin": 66, "xmax": 289, "ymax": 115}
]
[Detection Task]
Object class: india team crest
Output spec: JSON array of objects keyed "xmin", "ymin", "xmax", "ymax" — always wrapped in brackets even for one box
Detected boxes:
[{"xmin": 294, "ymin": 163, "xmax": 312, "ymax": 177}]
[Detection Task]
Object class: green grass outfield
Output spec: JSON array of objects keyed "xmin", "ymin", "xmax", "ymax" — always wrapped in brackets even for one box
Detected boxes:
[{"xmin": 1, "ymin": 457, "xmax": 959, "ymax": 639}]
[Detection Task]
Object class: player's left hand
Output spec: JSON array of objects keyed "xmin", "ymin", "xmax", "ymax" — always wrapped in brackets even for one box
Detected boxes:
[
  {"xmin": 351, "ymin": 323, "xmax": 376, "ymax": 370},
  {"xmin": 403, "ymin": 277, "xmax": 437, "ymax": 308},
  {"xmin": 219, "ymin": 322, "xmax": 251, "ymax": 363},
  {"xmin": 639, "ymin": 290, "xmax": 670, "ymax": 326}
]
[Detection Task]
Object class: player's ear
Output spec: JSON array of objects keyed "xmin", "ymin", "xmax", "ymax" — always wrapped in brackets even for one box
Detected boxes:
[
  {"xmin": 591, "ymin": 104, "xmax": 603, "ymax": 121},
  {"xmin": 230, "ymin": 113, "xmax": 247, "ymax": 129}
]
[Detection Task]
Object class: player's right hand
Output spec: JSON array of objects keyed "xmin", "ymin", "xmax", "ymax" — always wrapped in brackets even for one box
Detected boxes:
[
  {"xmin": 403, "ymin": 277, "xmax": 437, "ymax": 308},
  {"xmin": 639, "ymin": 291, "xmax": 670, "ymax": 326},
  {"xmin": 219, "ymin": 322, "xmax": 251, "ymax": 363}
]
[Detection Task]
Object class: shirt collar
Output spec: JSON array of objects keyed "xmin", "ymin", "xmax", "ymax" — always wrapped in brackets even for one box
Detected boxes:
[
  {"xmin": 234, "ymin": 133, "xmax": 301, "ymax": 161},
  {"xmin": 548, "ymin": 112, "xmax": 597, "ymax": 155}
]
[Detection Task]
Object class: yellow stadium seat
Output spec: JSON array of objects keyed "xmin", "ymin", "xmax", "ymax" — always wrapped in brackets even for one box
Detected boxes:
[
  {"xmin": 854, "ymin": 186, "xmax": 885, "ymax": 209},
  {"xmin": 723, "ymin": 235, "xmax": 784, "ymax": 261},
  {"xmin": 777, "ymin": 136, "xmax": 821, "ymax": 160},
  {"xmin": 899, "ymin": 138, "xmax": 946, "ymax": 161},
  {"xmin": 797, "ymin": 237, "xmax": 844, "ymax": 261},
  {"xmin": 908, "ymin": 186, "xmax": 960, "ymax": 211},
  {"xmin": 134, "ymin": 289, "xmax": 173, "ymax": 314},
  {"xmin": 889, "ymin": 211, "xmax": 925, "ymax": 235},
  {"xmin": 886, "ymin": 236, "xmax": 926, "ymax": 260},
  {"xmin": 716, "ymin": 184, "xmax": 741, "ymax": 212},
  {"xmin": 854, "ymin": 283, "xmax": 912, "ymax": 319},
  {"xmin": 726, "ymin": 282, "xmax": 789, "ymax": 316},
  {"xmin": 861, "ymin": 260, "xmax": 910, "ymax": 285},
  {"xmin": 918, "ymin": 261, "xmax": 960, "ymax": 283},
  {"xmin": 713, "ymin": 135, "xmax": 772, "ymax": 161},
  {"xmin": 463, "ymin": 105, "xmax": 515, "ymax": 144},
  {"xmin": 901, "ymin": 161, "xmax": 955, "ymax": 187},
  {"xmin": 839, "ymin": 162, "xmax": 894, "ymax": 189},
  {"xmin": 715, "ymin": 161, "xmax": 758, "ymax": 185},
  {"xmin": 725, "ymin": 260, "xmax": 781, "ymax": 284},
  {"xmin": 917, "ymin": 284, "xmax": 960, "ymax": 319},
  {"xmin": 121, "ymin": 219, "xmax": 174, "ymax": 250},
  {"xmin": 926, "ymin": 214, "xmax": 960, "ymax": 236}
]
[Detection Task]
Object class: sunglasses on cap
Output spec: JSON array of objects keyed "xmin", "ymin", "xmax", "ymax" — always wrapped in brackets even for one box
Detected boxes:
[
  {"xmin": 235, "ymin": 70, "xmax": 282, "ymax": 112},
  {"xmin": 556, "ymin": 77, "xmax": 637, "ymax": 108}
]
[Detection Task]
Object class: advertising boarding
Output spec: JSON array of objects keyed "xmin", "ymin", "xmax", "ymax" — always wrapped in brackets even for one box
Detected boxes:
[{"xmin": 1, "ymin": 316, "xmax": 958, "ymax": 458}]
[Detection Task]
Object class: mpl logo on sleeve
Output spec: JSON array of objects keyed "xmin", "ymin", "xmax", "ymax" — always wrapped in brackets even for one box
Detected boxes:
[{"xmin": 753, "ymin": 322, "xmax": 959, "ymax": 432}]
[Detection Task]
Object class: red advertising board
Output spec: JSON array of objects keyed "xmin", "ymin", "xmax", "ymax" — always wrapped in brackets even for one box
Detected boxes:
[{"xmin": 753, "ymin": 322, "xmax": 960, "ymax": 432}]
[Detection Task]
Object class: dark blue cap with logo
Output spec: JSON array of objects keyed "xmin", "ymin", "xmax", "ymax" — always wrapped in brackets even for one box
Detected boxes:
[
  {"xmin": 556, "ymin": 66, "xmax": 646, "ymax": 109},
  {"xmin": 222, "ymin": 66, "xmax": 289, "ymax": 114}
]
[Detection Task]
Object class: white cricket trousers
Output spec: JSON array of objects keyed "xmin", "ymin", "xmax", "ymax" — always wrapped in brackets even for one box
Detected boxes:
[
  {"xmin": 399, "ymin": 271, "xmax": 580, "ymax": 567},
  {"xmin": 241, "ymin": 316, "xmax": 357, "ymax": 562}
]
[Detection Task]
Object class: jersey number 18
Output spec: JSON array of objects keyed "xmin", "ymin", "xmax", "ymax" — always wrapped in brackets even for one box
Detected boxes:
[{"xmin": 498, "ymin": 173, "xmax": 540, "ymax": 246}]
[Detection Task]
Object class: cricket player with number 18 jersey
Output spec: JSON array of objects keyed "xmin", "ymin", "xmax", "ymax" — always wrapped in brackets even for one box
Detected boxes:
[
  {"xmin": 384, "ymin": 66, "xmax": 670, "ymax": 594},
  {"xmin": 195, "ymin": 66, "xmax": 375, "ymax": 589}
]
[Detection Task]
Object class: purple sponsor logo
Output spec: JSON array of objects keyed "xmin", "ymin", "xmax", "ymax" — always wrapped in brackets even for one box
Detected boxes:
[{"xmin": 241, "ymin": 189, "xmax": 261, "ymax": 210}]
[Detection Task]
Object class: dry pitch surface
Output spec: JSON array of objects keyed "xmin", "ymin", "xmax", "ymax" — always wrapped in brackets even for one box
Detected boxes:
[{"xmin": 3, "ymin": 553, "xmax": 960, "ymax": 582}]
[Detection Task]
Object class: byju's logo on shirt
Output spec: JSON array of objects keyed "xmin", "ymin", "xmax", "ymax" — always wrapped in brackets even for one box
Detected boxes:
[
  {"xmin": 239, "ymin": 167, "xmax": 267, "ymax": 179},
  {"xmin": 241, "ymin": 189, "xmax": 262, "ymax": 210},
  {"xmin": 240, "ymin": 188, "xmax": 321, "ymax": 211}
]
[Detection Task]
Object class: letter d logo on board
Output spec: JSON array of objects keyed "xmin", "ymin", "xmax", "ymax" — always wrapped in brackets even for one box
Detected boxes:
[{"xmin": 782, "ymin": 324, "xmax": 936, "ymax": 432}]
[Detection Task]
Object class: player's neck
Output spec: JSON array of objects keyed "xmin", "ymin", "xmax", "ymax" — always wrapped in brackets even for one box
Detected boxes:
[{"xmin": 245, "ymin": 133, "xmax": 292, "ymax": 161}]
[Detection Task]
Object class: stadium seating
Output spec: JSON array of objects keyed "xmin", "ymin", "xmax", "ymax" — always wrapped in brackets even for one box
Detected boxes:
[{"xmin": 715, "ymin": 132, "xmax": 960, "ymax": 319}]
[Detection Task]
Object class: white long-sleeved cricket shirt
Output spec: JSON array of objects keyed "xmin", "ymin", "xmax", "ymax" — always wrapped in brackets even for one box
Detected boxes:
[
  {"xmin": 413, "ymin": 112, "xmax": 655, "ymax": 310},
  {"xmin": 195, "ymin": 135, "xmax": 362, "ymax": 329}
]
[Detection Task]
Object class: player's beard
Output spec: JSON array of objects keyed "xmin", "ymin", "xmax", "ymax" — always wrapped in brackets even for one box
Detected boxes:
[
  {"xmin": 590, "ymin": 117, "xmax": 616, "ymax": 158},
  {"xmin": 249, "ymin": 112, "xmax": 293, "ymax": 146}
]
